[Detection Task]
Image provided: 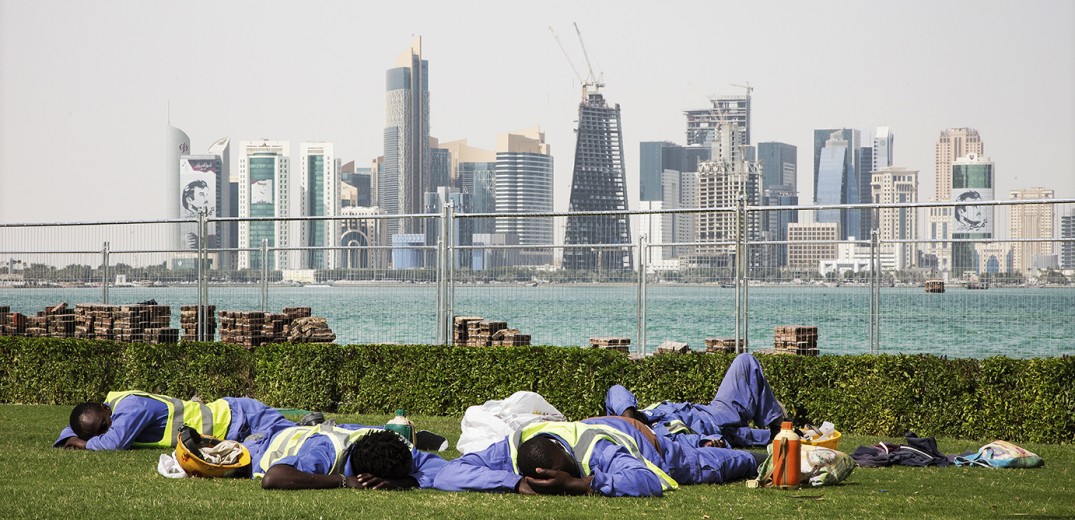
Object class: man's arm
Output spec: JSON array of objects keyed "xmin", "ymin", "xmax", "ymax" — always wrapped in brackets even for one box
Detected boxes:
[
  {"xmin": 586, "ymin": 440, "xmax": 666, "ymax": 497},
  {"xmin": 260, "ymin": 464, "xmax": 417, "ymax": 490},
  {"xmin": 431, "ymin": 442, "xmax": 523, "ymax": 493}
]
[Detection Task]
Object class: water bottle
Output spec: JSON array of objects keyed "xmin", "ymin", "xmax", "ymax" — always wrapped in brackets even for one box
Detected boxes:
[
  {"xmin": 772, "ymin": 421, "xmax": 801, "ymax": 489},
  {"xmin": 385, "ymin": 409, "xmax": 416, "ymax": 444}
]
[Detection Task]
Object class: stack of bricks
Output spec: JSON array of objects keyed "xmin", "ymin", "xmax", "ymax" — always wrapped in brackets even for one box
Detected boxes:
[
  {"xmin": 773, "ymin": 325, "xmax": 819, "ymax": 356},
  {"xmin": 71, "ymin": 304, "xmax": 177, "ymax": 343},
  {"xmin": 180, "ymin": 305, "xmax": 217, "ymax": 342},
  {"xmin": 44, "ymin": 303, "xmax": 76, "ymax": 338},
  {"xmin": 286, "ymin": 316, "xmax": 336, "ymax": 343},
  {"xmin": 26, "ymin": 314, "xmax": 47, "ymax": 337},
  {"xmin": 218, "ymin": 308, "xmax": 333, "ymax": 349},
  {"xmin": 3, "ymin": 311, "xmax": 28, "ymax": 336},
  {"xmin": 452, "ymin": 316, "xmax": 531, "ymax": 347},
  {"xmin": 263, "ymin": 313, "xmax": 290, "ymax": 340},
  {"xmin": 218, "ymin": 311, "xmax": 267, "ymax": 348},
  {"xmin": 705, "ymin": 337, "xmax": 743, "ymax": 354},
  {"xmin": 0, "ymin": 306, "xmax": 10, "ymax": 336},
  {"xmin": 589, "ymin": 337, "xmax": 631, "ymax": 353}
]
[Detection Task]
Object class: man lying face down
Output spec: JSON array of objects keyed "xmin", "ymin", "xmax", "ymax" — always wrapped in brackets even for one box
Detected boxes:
[
  {"xmin": 433, "ymin": 416, "xmax": 758, "ymax": 497},
  {"xmin": 252, "ymin": 424, "xmax": 446, "ymax": 490}
]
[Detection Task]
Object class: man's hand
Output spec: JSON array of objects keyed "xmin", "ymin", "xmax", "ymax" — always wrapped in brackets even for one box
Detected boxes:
[
  {"xmin": 701, "ymin": 438, "xmax": 726, "ymax": 448},
  {"xmin": 523, "ymin": 468, "xmax": 594, "ymax": 495},
  {"xmin": 62, "ymin": 437, "xmax": 87, "ymax": 450},
  {"xmin": 350, "ymin": 473, "xmax": 418, "ymax": 491},
  {"xmin": 515, "ymin": 477, "xmax": 537, "ymax": 495}
]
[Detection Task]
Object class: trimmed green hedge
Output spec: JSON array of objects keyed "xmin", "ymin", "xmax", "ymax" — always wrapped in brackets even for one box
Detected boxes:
[{"xmin": 1, "ymin": 337, "xmax": 1072, "ymax": 443}]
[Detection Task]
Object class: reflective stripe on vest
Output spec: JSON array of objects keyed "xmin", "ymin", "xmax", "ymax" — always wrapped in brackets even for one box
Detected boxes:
[
  {"xmin": 253, "ymin": 424, "xmax": 405, "ymax": 479},
  {"xmin": 507, "ymin": 422, "xmax": 678, "ymax": 492},
  {"xmin": 104, "ymin": 391, "xmax": 230, "ymax": 448}
]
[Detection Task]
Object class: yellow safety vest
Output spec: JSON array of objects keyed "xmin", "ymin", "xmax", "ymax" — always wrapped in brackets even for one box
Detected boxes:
[
  {"xmin": 507, "ymin": 421, "xmax": 678, "ymax": 492},
  {"xmin": 105, "ymin": 391, "xmax": 231, "ymax": 448},
  {"xmin": 641, "ymin": 402, "xmax": 695, "ymax": 435},
  {"xmin": 253, "ymin": 423, "xmax": 410, "ymax": 479}
]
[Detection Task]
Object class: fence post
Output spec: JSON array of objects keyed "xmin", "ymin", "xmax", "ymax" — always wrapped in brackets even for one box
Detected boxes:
[
  {"xmin": 734, "ymin": 195, "xmax": 748, "ymax": 353},
  {"xmin": 636, "ymin": 233, "xmax": 648, "ymax": 356},
  {"xmin": 101, "ymin": 241, "xmax": 110, "ymax": 304},
  {"xmin": 197, "ymin": 211, "xmax": 207, "ymax": 341},
  {"xmin": 446, "ymin": 202, "xmax": 456, "ymax": 346},
  {"xmin": 870, "ymin": 228, "xmax": 881, "ymax": 354},
  {"xmin": 260, "ymin": 238, "xmax": 269, "ymax": 312}
]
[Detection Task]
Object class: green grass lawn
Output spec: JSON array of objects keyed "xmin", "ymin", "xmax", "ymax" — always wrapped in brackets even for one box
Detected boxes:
[{"xmin": 2, "ymin": 405, "xmax": 1072, "ymax": 519}]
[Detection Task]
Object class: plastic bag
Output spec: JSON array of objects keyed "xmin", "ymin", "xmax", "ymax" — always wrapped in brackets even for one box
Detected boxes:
[
  {"xmin": 953, "ymin": 440, "xmax": 1044, "ymax": 469},
  {"xmin": 157, "ymin": 451, "xmax": 188, "ymax": 479},
  {"xmin": 749, "ymin": 443, "xmax": 855, "ymax": 488},
  {"xmin": 457, "ymin": 391, "xmax": 566, "ymax": 454}
]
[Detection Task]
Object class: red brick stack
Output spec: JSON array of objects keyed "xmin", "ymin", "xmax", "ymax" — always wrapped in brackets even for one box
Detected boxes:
[
  {"xmin": 705, "ymin": 337, "xmax": 743, "ymax": 354},
  {"xmin": 589, "ymin": 337, "xmax": 631, "ymax": 353},
  {"xmin": 773, "ymin": 325, "xmax": 819, "ymax": 356}
]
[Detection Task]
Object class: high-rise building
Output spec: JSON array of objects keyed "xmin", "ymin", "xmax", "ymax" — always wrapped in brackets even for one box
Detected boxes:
[
  {"xmin": 1060, "ymin": 210, "xmax": 1075, "ymax": 270},
  {"xmin": 871, "ymin": 166, "xmax": 918, "ymax": 270},
  {"xmin": 757, "ymin": 142, "xmax": 796, "ymax": 192},
  {"xmin": 441, "ymin": 139, "xmax": 496, "ymax": 235},
  {"xmin": 563, "ymin": 90, "xmax": 633, "ymax": 271},
  {"xmin": 660, "ymin": 169, "xmax": 699, "ymax": 260},
  {"xmin": 872, "ymin": 127, "xmax": 894, "ymax": 171},
  {"xmin": 684, "ymin": 95, "xmax": 750, "ymax": 147},
  {"xmin": 167, "ymin": 125, "xmax": 191, "ymax": 249},
  {"xmin": 340, "ymin": 160, "xmax": 372, "ymax": 208},
  {"xmin": 339, "ymin": 206, "xmax": 389, "ymax": 269},
  {"xmin": 693, "ymin": 122, "xmax": 761, "ymax": 265},
  {"xmin": 813, "ymin": 129, "xmax": 861, "ymax": 240},
  {"xmin": 927, "ymin": 128, "xmax": 984, "ymax": 275},
  {"xmin": 495, "ymin": 127, "xmax": 554, "ymax": 266},
  {"xmin": 383, "ymin": 37, "xmax": 430, "ymax": 237},
  {"xmin": 1009, "ymin": 187, "xmax": 1055, "ymax": 274},
  {"xmin": 207, "ymin": 137, "xmax": 235, "ymax": 270},
  {"xmin": 299, "ymin": 142, "xmax": 338, "ymax": 270},
  {"xmin": 237, "ymin": 140, "xmax": 291, "ymax": 270},
  {"xmin": 787, "ymin": 221, "xmax": 839, "ymax": 271},
  {"xmin": 639, "ymin": 141, "xmax": 710, "ymax": 262},
  {"xmin": 951, "ymin": 153, "xmax": 993, "ymax": 276}
]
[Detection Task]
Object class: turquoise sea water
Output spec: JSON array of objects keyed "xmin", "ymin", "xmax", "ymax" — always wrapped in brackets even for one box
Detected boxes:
[{"xmin": 2, "ymin": 285, "xmax": 1072, "ymax": 358}]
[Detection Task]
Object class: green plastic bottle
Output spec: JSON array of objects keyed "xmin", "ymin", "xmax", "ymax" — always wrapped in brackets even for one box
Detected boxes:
[{"xmin": 385, "ymin": 409, "xmax": 415, "ymax": 444}]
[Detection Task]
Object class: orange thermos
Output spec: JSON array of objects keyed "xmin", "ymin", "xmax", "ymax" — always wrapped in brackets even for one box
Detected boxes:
[{"xmin": 772, "ymin": 421, "xmax": 801, "ymax": 489}]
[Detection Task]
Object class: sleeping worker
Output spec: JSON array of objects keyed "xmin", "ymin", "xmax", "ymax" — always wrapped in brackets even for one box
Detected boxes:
[
  {"xmin": 605, "ymin": 352, "xmax": 787, "ymax": 449},
  {"xmin": 432, "ymin": 416, "xmax": 758, "ymax": 497},
  {"xmin": 248, "ymin": 422, "xmax": 446, "ymax": 490},
  {"xmin": 55, "ymin": 390, "xmax": 296, "ymax": 450}
]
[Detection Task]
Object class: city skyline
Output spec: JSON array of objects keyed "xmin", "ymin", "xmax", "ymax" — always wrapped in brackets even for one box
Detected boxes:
[{"xmin": 1, "ymin": 0, "xmax": 1073, "ymax": 226}]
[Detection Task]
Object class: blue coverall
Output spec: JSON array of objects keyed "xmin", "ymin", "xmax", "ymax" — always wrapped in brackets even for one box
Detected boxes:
[
  {"xmin": 54, "ymin": 396, "xmax": 295, "ymax": 450},
  {"xmin": 432, "ymin": 416, "xmax": 756, "ymax": 497},
  {"xmin": 605, "ymin": 352, "xmax": 785, "ymax": 448},
  {"xmin": 255, "ymin": 424, "xmax": 446, "ymax": 488}
]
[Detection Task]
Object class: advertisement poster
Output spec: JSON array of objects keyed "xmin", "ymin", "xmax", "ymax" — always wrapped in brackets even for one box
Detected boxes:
[
  {"xmin": 952, "ymin": 188, "xmax": 993, "ymax": 234},
  {"xmin": 179, "ymin": 159, "xmax": 218, "ymax": 218},
  {"xmin": 179, "ymin": 158, "xmax": 219, "ymax": 249},
  {"xmin": 251, "ymin": 179, "xmax": 274, "ymax": 205}
]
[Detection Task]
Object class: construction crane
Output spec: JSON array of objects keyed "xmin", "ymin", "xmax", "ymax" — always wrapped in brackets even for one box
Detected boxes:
[
  {"xmin": 730, "ymin": 82, "xmax": 754, "ymax": 98},
  {"xmin": 548, "ymin": 23, "xmax": 603, "ymax": 97}
]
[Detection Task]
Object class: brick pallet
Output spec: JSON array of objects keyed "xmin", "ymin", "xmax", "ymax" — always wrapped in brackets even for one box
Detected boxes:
[
  {"xmin": 218, "ymin": 308, "xmax": 334, "ymax": 348},
  {"xmin": 705, "ymin": 337, "xmax": 743, "ymax": 354},
  {"xmin": 180, "ymin": 305, "xmax": 217, "ymax": 342},
  {"xmin": 773, "ymin": 325, "xmax": 819, "ymax": 356},
  {"xmin": 589, "ymin": 337, "xmax": 631, "ymax": 353},
  {"xmin": 657, "ymin": 340, "xmax": 690, "ymax": 354},
  {"xmin": 452, "ymin": 316, "xmax": 531, "ymax": 347},
  {"xmin": 72, "ymin": 304, "xmax": 177, "ymax": 344}
]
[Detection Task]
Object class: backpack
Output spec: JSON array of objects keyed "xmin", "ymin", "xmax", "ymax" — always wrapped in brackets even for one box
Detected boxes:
[{"xmin": 953, "ymin": 440, "xmax": 1044, "ymax": 469}]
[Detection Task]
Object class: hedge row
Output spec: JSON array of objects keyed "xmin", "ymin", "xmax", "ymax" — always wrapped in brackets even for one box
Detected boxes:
[{"xmin": 1, "ymin": 337, "xmax": 1071, "ymax": 443}]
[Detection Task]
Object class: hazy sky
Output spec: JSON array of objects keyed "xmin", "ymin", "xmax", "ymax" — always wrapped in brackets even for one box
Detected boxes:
[{"xmin": 1, "ymin": 0, "xmax": 1073, "ymax": 225}]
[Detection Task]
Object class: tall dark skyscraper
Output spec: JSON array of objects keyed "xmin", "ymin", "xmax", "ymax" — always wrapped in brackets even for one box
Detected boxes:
[
  {"xmin": 563, "ymin": 90, "xmax": 633, "ymax": 271},
  {"xmin": 383, "ymin": 37, "xmax": 430, "ymax": 236}
]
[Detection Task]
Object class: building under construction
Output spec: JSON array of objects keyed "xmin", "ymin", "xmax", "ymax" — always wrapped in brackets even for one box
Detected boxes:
[{"xmin": 562, "ymin": 90, "xmax": 634, "ymax": 271}]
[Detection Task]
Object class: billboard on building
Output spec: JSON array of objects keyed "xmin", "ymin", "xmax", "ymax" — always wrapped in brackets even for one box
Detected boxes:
[
  {"xmin": 251, "ymin": 179, "xmax": 274, "ymax": 205},
  {"xmin": 952, "ymin": 188, "xmax": 993, "ymax": 234},
  {"xmin": 179, "ymin": 158, "xmax": 219, "ymax": 249}
]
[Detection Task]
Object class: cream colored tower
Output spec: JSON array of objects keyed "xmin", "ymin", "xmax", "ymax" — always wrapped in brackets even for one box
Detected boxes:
[
  {"xmin": 927, "ymin": 128, "xmax": 984, "ymax": 276},
  {"xmin": 871, "ymin": 167, "xmax": 919, "ymax": 270},
  {"xmin": 1009, "ymin": 187, "xmax": 1055, "ymax": 274}
]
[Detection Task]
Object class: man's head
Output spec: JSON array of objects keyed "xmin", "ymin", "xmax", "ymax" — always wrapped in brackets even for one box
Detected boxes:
[
  {"xmin": 70, "ymin": 402, "xmax": 112, "ymax": 441},
  {"xmin": 347, "ymin": 430, "xmax": 413, "ymax": 479},
  {"xmin": 182, "ymin": 180, "xmax": 210, "ymax": 214},
  {"xmin": 517, "ymin": 435, "xmax": 580, "ymax": 479}
]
